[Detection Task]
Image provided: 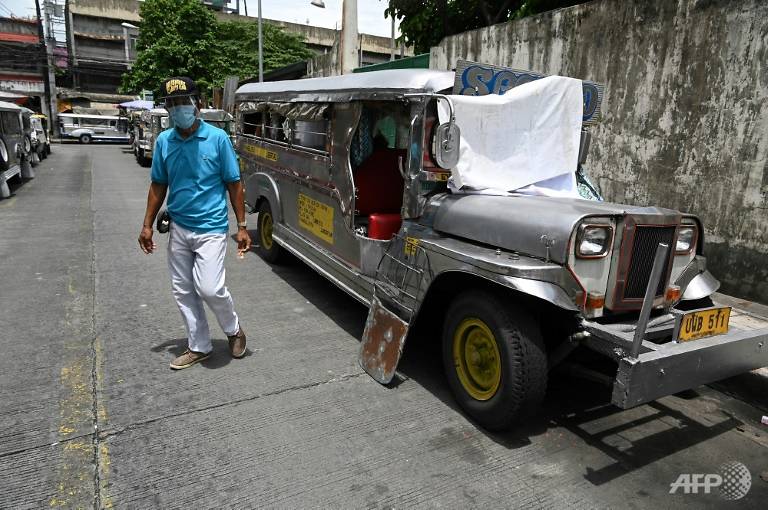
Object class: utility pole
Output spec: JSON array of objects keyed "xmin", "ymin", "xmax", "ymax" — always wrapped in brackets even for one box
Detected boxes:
[
  {"xmin": 340, "ymin": 0, "xmax": 358, "ymax": 74},
  {"xmin": 41, "ymin": 0, "xmax": 59, "ymax": 135},
  {"xmin": 390, "ymin": 14, "xmax": 395, "ymax": 61},
  {"xmin": 257, "ymin": 0, "xmax": 263, "ymax": 82},
  {"xmin": 34, "ymin": 0, "xmax": 53, "ymax": 121}
]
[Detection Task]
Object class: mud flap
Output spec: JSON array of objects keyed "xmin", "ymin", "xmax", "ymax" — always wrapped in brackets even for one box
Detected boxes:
[{"xmin": 359, "ymin": 295, "xmax": 410, "ymax": 384}]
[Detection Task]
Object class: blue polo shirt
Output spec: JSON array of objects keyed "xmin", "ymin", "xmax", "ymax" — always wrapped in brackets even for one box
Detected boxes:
[{"xmin": 150, "ymin": 120, "xmax": 240, "ymax": 233}]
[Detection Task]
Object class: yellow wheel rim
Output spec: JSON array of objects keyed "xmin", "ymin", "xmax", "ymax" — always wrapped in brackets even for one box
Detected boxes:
[
  {"xmin": 452, "ymin": 318, "xmax": 502, "ymax": 401},
  {"xmin": 260, "ymin": 211, "xmax": 273, "ymax": 250}
]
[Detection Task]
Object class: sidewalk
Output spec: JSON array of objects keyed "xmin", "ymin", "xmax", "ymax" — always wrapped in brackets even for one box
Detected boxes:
[{"xmin": 711, "ymin": 292, "xmax": 768, "ymax": 413}]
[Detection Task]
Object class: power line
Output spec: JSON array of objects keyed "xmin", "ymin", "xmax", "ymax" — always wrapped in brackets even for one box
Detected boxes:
[{"xmin": 0, "ymin": 1, "xmax": 14, "ymax": 16}]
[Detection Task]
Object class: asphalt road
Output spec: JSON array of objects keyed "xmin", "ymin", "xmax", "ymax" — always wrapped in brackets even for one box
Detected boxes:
[{"xmin": 1, "ymin": 144, "xmax": 766, "ymax": 509}]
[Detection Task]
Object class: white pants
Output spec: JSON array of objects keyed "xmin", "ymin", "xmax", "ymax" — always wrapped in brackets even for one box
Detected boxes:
[{"xmin": 167, "ymin": 223, "xmax": 239, "ymax": 353}]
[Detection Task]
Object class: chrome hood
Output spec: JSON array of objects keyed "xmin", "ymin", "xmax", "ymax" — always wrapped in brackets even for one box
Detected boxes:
[{"xmin": 422, "ymin": 193, "xmax": 681, "ymax": 264}]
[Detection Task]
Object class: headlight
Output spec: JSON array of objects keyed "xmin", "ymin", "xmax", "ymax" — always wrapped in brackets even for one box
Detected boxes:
[
  {"xmin": 676, "ymin": 225, "xmax": 697, "ymax": 254},
  {"xmin": 576, "ymin": 225, "xmax": 613, "ymax": 258}
]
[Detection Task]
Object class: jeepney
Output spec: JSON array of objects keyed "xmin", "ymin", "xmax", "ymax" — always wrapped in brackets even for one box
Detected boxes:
[
  {"xmin": 18, "ymin": 107, "xmax": 39, "ymax": 167},
  {"xmin": 200, "ymin": 108, "xmax": 234, "ymax": 139},
  {"xmin": 234, "ymin": 65, "xmax": 768, "ymax": 431},
  {"xmin": 58, "ymin": 113, "xmax": 130, "ymax": 144},
  {"xmin": 30, "ymin": 113, "xmax": 51, "ymax": 158},
  {"xmin": 0, "ymin": 101, "xmax": 25, "ymax": 198},
  {"xmin": 135, "ymin": 108, "xmax": 168, "ymax": 167},
  {"xmin": 127, "ymin": 110, "xmax": 142, "ymax": 147}
]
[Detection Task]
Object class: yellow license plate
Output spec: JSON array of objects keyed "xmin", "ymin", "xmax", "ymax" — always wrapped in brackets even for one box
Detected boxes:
[{"xmin": 677, "ymin": 307, "xmax": 731, "ymax": 342}]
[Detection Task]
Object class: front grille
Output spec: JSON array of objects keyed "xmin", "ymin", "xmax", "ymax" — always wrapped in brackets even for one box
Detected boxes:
[{"xmin": 623, "ymin": 226, "xmax": 676, "ymax": 299}]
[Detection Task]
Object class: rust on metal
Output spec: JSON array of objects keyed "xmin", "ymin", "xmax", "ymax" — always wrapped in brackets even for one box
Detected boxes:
[{"xmin": 359, "ymin": 296, "xmax": 409, "ymax": 384}]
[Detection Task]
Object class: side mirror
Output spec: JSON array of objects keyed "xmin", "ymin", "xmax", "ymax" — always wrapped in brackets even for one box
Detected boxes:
[
  {"xmin": 432, "ymin": 122, "xmax": 460, "ymax": 169},
  {"xmin": 432, "ymin": 95, "xmax": 461, "ymax": 169}
]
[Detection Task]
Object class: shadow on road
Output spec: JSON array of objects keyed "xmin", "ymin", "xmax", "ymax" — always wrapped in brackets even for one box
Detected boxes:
[{"xmin": 250, "ymin": 248, "xmax": 744, "ymax": 485}]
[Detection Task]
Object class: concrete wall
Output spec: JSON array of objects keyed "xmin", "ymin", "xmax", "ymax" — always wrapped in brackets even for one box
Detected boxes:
[
  {"xmin": 0, "ymin": 17, "xmax": 38, "ymax": 36},
  {"xmin": 431, "ymin": 0, "xmax": 768, "ymax": 304}
]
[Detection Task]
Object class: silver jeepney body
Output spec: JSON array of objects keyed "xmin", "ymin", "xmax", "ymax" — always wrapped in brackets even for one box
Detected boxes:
[
  {"xmin": 234, "ymin": 69, "xmax": 768, "ymax": 427},
  {"xmin": 200, "ymin": 109, "xmax": 234, "ymax": 140},
  {"xmin": 138, "ymin": 108, "xmax": 169, "ymax": 161}
]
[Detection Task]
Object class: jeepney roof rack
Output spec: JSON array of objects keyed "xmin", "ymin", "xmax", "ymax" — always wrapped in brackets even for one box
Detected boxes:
[{"xmin": 235, "ymin": 69, "xmax": 455, "ymax": 102}]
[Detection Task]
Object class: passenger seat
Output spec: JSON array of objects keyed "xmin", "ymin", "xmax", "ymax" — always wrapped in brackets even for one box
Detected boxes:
[{"xmin": 353, "ymin": 149, "xmax": 405, "ymax": 240}]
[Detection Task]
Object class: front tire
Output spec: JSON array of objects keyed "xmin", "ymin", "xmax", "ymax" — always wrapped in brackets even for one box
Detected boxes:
[
  {"xmin": 79, "ymin": 134, "xmax": 92, "ymax": 144},
  {"xmin": 442, "ymin": 290, "xmax": 548, "ymax": 431},
  {"xmin": 256, "ymin": 200, "xmax": 284, "ymax": 263}
]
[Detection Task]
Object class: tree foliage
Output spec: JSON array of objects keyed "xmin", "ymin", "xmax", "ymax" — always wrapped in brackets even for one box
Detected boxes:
[
  {"xmin": 384, "ymin": 0, "xmax": 588, "ymax": 54},
  {"xmin": 121, "ymin": 0, "xmax": 313, "ymax": 97}
]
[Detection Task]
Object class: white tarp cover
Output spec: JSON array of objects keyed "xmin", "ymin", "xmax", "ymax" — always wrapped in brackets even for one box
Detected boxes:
[{"xmin": 439, "ymin": 75, "xmax": 583, "ymax": 197}]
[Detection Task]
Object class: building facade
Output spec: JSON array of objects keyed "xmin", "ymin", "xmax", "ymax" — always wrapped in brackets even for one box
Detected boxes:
[
  {"xmin": 63, "ymin": 0, "xmax": 139, "ymax": 110},
  {"xmin": 0, "ymin": 17, "xmax": 46, "ymax": 113}
]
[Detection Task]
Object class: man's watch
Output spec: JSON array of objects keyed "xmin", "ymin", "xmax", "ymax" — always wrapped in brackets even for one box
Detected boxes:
[{"xmin": 237, "ymin": 220, "xmax": 247, "ymax": 228}]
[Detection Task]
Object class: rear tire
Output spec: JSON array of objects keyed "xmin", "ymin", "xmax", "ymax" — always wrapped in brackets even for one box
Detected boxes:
[
  {"xmin": 79, "ymin": 134, "xmax": 92, "ymax": 144},
  {"xmin": 442, "ymin": 290, "xmax": 548, "ymax": 431},
  {"xmin": 256, "ymin": 200, "xmax": 284, "ymax": 264}
]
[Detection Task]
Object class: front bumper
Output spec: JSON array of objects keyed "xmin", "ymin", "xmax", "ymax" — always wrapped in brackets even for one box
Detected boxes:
[{"xmin": 583, "ymin": 310, "xmax": 768, "ymax": 408}]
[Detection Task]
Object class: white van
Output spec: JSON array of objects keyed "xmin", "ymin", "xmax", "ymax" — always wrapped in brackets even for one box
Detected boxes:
[{"xmin": 58, "ymin": 113, "xmax": 130, "ymax": 144}]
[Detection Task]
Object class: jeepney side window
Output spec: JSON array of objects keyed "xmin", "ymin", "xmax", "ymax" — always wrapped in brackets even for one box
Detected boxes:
[
  {"xmin": 266, "ymin": 112, "xmax": 286, "ymax": 142},
  {"xmin": 1, "ymin": 112, "xmax": 21, "ymax": 134},
  {"xmin": 290, "ymin": 119, "xmax": 328, "ymax": 151},
  {"xmin": 241, "ymin": 111, "xmax": 263, "ymax": 137},
  {"xmin": 289, "ymin": 103, "xmax": 330, "ymax": 153}
]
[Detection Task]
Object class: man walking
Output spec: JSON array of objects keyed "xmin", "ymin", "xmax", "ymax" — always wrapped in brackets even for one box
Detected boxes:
[{"xmin": 138, "ymin": 76, "xmax": 250, "ymax": 370}]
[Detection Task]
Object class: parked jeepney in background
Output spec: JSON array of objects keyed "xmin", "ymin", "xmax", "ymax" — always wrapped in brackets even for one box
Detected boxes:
[
  {"xmin": 0, "ymin": 101, "xmax": 35, "ymax": 198},
  {"xmin": 30, "ymin": 113, "xmax": 51, "ymax": 158},
  {"xmin": 19, "ymin": 108, "xmax": 40, "ymax": 167},
  {"xmin": 234, "ymin": 64, "xmax": 768, "ymax": 431},
  {"xmin": 58, "ymin": 113, "xmax": 130, "ymax": 144},
  {"xmin": 0, "ymin": 101, "xmax": 23, "ymax": 198},
  {"xmin": 135, "ymin": 108, "xmax": 168, "ymax": 167},
  {"xmin": 200, "ymin": 108, "xmax": 235, "ymax": 140},
  {"xmin": 127, "ymin": 110, "xmax": 143, "ymax": 147}
]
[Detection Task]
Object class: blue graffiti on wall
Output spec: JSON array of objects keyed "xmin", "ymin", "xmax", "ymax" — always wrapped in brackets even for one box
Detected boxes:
[{"xmin": 457, "ymin": 64, "xmax": 602, "ymax": 124}]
